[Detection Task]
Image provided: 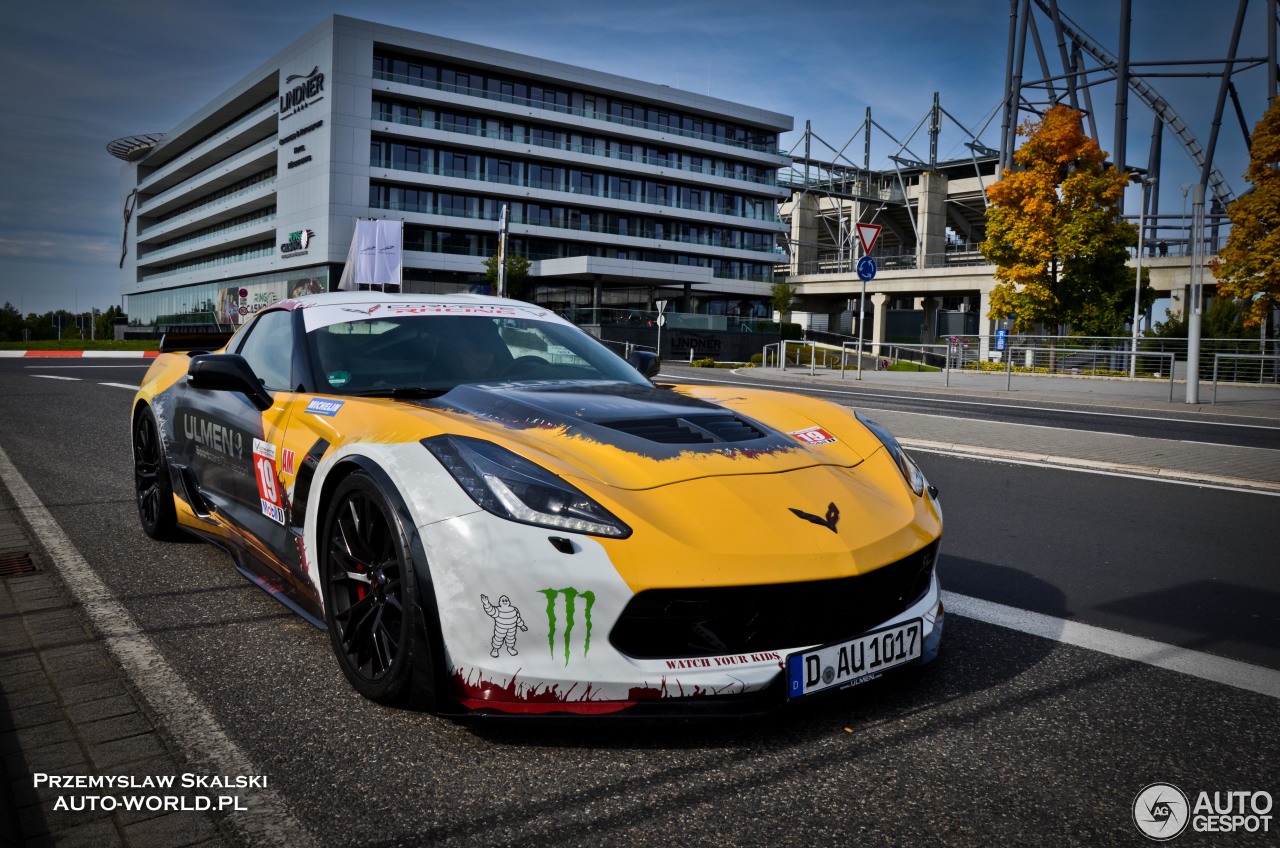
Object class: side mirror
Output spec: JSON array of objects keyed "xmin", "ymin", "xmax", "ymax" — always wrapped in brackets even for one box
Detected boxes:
[
  {"xmin": 188, "ymin": 354, "xmax": 273, "ymax": 411},
  {"xmin": 628, "ymin": 350, "xmax": 661, "ymax": 379}
]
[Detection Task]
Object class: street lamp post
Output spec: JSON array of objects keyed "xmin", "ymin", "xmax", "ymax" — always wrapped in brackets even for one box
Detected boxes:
[
  {"xmin": 1131, "ymin": 176, "xmax": 1155, "ymax": 378},
  {"xmin": 1179, "ymin": 183, "xmax": 1191, "ymax": 256}
]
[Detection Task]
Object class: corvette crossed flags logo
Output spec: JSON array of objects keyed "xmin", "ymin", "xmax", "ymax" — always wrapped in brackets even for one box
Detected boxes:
[{"xmin": 789, "ymin": 502, "xmax": 840, "ymax": 533}]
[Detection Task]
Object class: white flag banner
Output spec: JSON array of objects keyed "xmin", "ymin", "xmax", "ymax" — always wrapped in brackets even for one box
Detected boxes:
[{"xmin": 338, "ymin": 219, "xmax": 403, "ymax": 291}]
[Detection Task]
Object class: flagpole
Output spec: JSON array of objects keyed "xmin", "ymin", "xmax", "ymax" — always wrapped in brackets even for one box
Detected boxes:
[{"xmin": 497, "ymin": 203, "xmax": 510, "ymax": 297}]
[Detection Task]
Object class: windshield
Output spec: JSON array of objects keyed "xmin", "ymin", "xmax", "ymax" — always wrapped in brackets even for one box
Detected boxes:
[{"xmin": 307, "ymin": 313, "xmax": 650, "ymax": 395}]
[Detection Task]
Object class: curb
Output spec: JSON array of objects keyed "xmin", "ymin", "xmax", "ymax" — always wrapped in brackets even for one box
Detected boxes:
[{"xmin": 0, "ymin": 351, "xmax": 159, "ymax": 358}]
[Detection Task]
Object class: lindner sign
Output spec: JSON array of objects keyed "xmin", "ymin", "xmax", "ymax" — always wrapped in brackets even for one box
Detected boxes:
[{"xmin": 280, "ymin": 66, "xmax": 325, "ymax": 120}]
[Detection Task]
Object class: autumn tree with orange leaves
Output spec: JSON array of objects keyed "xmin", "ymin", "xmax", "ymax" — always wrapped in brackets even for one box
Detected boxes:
[
  {"xmin": 1212, "ymin": 96, "xmax": 1280, "ymax": 328},
  {"xmin": 982, "ymin": 104, "xmax": 1150, "ymax": 335}
]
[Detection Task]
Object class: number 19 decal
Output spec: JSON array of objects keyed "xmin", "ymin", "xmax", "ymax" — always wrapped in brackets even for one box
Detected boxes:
[{"xmin": 252, "ymin": 439, "xmax": 286, "ymax": 525}]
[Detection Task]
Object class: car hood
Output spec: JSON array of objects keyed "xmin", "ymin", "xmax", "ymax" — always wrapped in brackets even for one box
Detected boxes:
[{"xmin": 416, "ymin": 381, "xmax": 875, "ymax": 490}]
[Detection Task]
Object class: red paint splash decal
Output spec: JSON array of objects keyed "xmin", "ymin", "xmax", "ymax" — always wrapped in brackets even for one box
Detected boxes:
[
  {"xmin": 451, "ymin": 669, "xmax": 735, "ymax": 715},
  {"xmin": 451, "ymin": 668, "xmax": 632, "ymax": 715}
]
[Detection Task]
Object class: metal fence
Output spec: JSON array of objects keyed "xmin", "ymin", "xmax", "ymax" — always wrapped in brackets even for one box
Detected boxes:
[
  {"xmin": 1212, "ymin": 354, "xmax": 1280, "ymax": 401},
  {"xmin": 955, "ymin": 335, "xmax": 1278, "ymax": 383},
  {"xmin": 763, "ymin": 332, "xmax": 1278, "ymax": 389}
]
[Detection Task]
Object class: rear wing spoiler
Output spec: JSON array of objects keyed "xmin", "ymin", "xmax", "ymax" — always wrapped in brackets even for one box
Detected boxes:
[{"xmin": 158, "ymin": 332, "xmax": 234, "ymax": 354}]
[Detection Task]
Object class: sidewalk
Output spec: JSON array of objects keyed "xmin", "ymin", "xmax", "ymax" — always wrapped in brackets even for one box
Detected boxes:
[
  {"xmin": 0, "ymin": 502, "xmax": 227, "ymax": 847},
  {"xmin": 663, "ymin": 364, "xmax": 1280, "ymax": 492},
  {"xmin": 719, "ymin": 362, "xmax": 1280, "ymax": 418}
]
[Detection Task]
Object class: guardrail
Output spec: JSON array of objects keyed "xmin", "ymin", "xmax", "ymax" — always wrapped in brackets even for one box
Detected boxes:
[
  {"xmin": 999, "ymin": 347, "xmax": 1176, "ymax": 400},
  {"xmin": 1212, "ymin": 354, "xmax": 1280, "ymax": 404}
]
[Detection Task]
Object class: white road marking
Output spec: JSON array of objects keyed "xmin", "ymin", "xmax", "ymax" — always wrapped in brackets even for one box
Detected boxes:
[
  {"xmin": 99, "ymin": 382, "xmax": 140, "ymax": 390},
  {"xmin": 0, "ymin": 443, "xmax": 316, "ymax": 848},
  {"xmin": 907, "ymin": 442, "xmax": 1280, "ymax": 496},
  {"xmin": 30, "ymin": 375, "xmax": 80, "ymax": 381},
  {"xmin": 943, "ymin": 591, "xmax": 1280, "ymax": 700}
]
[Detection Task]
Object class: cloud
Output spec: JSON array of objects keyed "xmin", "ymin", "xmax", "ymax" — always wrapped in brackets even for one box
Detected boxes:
[{"xmin": 0, "ymin": 0, "xmax": 1267, "ymax": 313}]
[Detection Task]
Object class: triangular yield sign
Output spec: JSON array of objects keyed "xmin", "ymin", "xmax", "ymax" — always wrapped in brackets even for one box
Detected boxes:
[{"xmin": 856, "ymin": 223, "xmax": 882, "ymax": 254}]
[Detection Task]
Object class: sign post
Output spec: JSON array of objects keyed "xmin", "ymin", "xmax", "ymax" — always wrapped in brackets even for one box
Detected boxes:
[
  {"xmin": 655, "ymin": 299, "xmax": 667, "ymax": 359},
  {"xmin": 854, "ymin": 224, "xmax": 882, "ymax": 381}
]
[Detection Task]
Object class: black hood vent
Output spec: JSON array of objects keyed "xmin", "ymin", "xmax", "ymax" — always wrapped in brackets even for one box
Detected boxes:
[
  {"xmin": 428, "ymin": 381, "xmax": 797, "ymax": 460},
  {"xmin": 605, "ymin": 415, "xmax": 766, "ymax": 445}
]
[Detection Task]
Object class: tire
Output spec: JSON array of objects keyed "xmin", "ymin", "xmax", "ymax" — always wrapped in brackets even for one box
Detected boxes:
[
  {"xmin": 133, "ymin": 406, "xmax": 180, "ymax": 540},
  {"xmin": 321, "ymin": 471, "xmax": 437, "ymax": 707}
]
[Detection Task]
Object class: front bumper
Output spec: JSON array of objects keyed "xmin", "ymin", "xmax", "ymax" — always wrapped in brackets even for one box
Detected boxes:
[{"xmin": 447, "ymin": 566, "xmax": 944, "ymax": 719}]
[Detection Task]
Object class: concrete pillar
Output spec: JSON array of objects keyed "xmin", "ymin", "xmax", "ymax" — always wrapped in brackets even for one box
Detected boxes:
[
  {"xmin": 592, "ymin": 275, "xmax": 603, "ymax": 315},
  {"xmin": 871, "ymin": 292, "xmax": 888, "ymax": 356},
  {"xmin": 916, "ymin": 171, "xmax": 948, "ymax": 268},
  {"xmin": 923, "ymin": 297, "xmax": 940, "ymax": 344},
  {"xmin": 790, "ymin": 193, "xmax": 819, "ymax": 275}
]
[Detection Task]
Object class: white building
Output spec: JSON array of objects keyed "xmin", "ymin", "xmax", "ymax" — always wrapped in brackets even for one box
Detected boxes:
[{"xmin": 112, "ymin": 15, "xmax": 792, "ymax": 330}]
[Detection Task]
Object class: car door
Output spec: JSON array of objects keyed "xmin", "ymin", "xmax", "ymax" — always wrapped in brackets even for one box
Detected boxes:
[{"xmin": 175, "ymin": 308, "xmax": 300, "ymax": 571}]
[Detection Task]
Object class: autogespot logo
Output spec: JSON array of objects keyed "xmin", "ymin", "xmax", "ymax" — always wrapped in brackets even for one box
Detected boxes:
[{"xmin": 1134, "ymin": 783, "xmax": 1190, "ymax": 841}]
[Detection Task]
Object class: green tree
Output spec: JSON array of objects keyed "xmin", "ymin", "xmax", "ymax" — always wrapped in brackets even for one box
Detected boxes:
[
  {"xmin": 770, "ymin": 282, "xmax": 796, "ymax": 343},
  {"xmin": 982, "ymin": 104, "xmax": 1150, "ymax": 335},
  {"xmin": 59, "ymin": 311, "xmax": 84, "ymax": 340},
  {"xmin": 483, "ymin": 253, "xmax": 532, "ymax": 299},
  {"xmin": 96, "ymin": 305, "xmax": 126, "ymax": 341},
  {"xmin": 26, "ymin": 311, "xmax": 59, "ymax": 341},
  {"xmin": 1149, "ymin": 297, "xmax": 1253, "ymax": 339},
  {"xmin": 0, "ymin": 302, "xmax": 22, "ymax": 342},
  {"xmin": 1212, "ymin": 97, "xmax": 1280, "ymax": 328},
  {"xmin": 770, "ymin": 282, "xmax": 796, "ymax": 322}
]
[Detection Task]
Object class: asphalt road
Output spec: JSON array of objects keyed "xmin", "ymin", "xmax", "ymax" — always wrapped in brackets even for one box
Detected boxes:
[{"xmin": 2, "ymin": 358, "xmax": 1277, "ymax": 847}]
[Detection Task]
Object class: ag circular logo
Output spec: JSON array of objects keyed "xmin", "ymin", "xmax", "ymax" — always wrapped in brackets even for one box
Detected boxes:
[{"xmin": 1134, "ymin": 783, "xmax": 1190, "ymax": 841}]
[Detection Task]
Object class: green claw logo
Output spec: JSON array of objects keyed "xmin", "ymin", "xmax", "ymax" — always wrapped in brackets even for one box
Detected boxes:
[{"xmin": 539, "ymin": 587, "xmax": 595, "ymax": 666}]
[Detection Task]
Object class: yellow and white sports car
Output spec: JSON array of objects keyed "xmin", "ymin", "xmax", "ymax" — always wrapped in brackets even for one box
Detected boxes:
[{"xmin": 132, "ymin": 292, "xmax": 943, "ymax": 717}]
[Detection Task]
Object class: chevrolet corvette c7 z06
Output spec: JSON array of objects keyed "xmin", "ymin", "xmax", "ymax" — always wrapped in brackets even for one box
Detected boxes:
[{"xmin": 131, "ymin": 292, "xmax": 943, "ymax": 717}]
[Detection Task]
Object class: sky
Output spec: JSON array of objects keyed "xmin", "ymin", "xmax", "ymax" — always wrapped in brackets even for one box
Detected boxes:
[{"xmin": 0, "ymin": 0, "xmax": 1269, "ymax": 316}]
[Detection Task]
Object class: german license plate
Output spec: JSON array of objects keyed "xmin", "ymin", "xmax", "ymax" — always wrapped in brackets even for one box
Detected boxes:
[{"xmin": 786, "ymin": 619, "xmax": 923, "ymax": 699}]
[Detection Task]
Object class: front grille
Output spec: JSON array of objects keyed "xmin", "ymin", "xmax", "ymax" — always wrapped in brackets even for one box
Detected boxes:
[
  {"xmin": 610, "ymin": 541, "xmax": 938, "ymax": 659},
  {"xmin": 603, "ymin": 415, "xmax": 767, "ymax": 445}
]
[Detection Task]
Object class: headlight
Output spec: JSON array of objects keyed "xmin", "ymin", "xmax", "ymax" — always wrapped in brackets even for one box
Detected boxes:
[
  {"xmin": 422, "ymin": 435, "xmax": 631, "ymax": 538},
  {"xmin": 856, "ymin": 412, "xmax": 928, "ymax": 496}
]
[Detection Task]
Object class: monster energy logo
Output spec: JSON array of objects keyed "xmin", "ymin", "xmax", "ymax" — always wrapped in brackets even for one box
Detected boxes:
[{"xmin": 539, "ymin": 587, "xmax": 595, "ymax": 666}]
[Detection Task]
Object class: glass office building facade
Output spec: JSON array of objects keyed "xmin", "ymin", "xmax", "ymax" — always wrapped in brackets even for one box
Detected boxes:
[{"xmin": 116, "ymin": 16, "xmax": 792, "ymax": 329}]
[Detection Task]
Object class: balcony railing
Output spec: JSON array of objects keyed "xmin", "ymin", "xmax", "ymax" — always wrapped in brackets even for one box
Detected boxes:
[
  {"xmin": 140, "ymin": 213, "xmax": 276, "ymax": 261},
  {"xmin": 375, "ymin": 112, "xmax": 781, "ymax": 188},
  {"xmin": 379, "ymin": 199, "xmax": 777, "ymax": 253},
  {"xmin": 373, "ymin": 70, "xmax": 782, "ymax": 155},
  {"xmin": 372, "ymin": 156, "xmax": 779, "ymax": 223}
]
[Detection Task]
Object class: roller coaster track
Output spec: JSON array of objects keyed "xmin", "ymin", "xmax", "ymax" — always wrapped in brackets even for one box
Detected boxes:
[{"xmin": 1032, "ymin": 0, "xmax": 1236, "ymax": 207}]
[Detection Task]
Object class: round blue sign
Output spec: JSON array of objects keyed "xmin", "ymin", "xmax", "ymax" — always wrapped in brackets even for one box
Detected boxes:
[{"xmin": 856, "ymin": 256, "xmax": 877, "ymax": 281}]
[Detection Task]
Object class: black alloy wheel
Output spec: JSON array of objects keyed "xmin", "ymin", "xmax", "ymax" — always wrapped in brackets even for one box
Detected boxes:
[
  {"xmin": 133, "ymin": 407, "xmax": 179, "ymax": 540},
  {"xmin": 322, "ymin": 472, "xmax": 423, "ymax": 704}
]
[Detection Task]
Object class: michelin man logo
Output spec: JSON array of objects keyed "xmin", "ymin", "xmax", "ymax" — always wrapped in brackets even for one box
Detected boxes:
[{"xmin": 480, "ymin": 594, "xmax": 527, "ymax": 658}]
